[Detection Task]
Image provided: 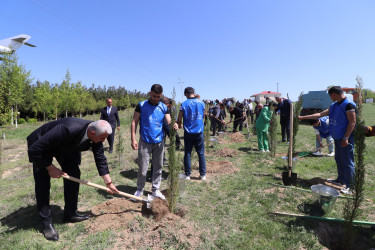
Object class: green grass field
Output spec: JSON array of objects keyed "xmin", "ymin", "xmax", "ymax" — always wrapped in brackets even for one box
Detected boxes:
[{"xmin": 0, "ymin": 104, "xmax": 375, "ymax": 249}]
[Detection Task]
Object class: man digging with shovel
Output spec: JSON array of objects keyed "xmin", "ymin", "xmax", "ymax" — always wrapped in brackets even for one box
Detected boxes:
[{"xmin": 27, "ymin": 118, "xmax": 119, "ymax": 241}]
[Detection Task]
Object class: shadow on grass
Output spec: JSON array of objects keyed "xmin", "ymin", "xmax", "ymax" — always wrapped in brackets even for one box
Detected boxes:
[
  {"xmin": 0, "ymin": 205, "xmax": 64, "ymax": 234},
  {"xmin": 120, "ymin": 169, "xmax": 138, "ymax": 180},
  {"xmin": 237, "ymin": 147, "xmax": 260, "ymax": 153}
]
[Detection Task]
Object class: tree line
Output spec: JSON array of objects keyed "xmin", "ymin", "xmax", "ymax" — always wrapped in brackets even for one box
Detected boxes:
[{"xmin": 0, "ymin": 53, "xmax": 148, "ymax": 126}]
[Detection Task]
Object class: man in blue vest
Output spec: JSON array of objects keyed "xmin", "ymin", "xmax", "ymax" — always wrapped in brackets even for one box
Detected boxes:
[
  {"xmin": 310, "ymin": 116, "xmax": 335, "ymax": 157},
  {"xmin": 173, "ymin": 87, "xmax": 206, "ymax": 181},
  {"xmin": 131, "ymin": 84, "xmax": 171, "ymax": 199},
  {"xmin": 299, "ymin": 86, "xmax": 356, "ymax": 194}
]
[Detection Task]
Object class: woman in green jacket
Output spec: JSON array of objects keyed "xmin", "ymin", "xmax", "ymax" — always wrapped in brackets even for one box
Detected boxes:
[{"xmin": 255, "ymin": 105, "xmax": 272, "ymax": 152}]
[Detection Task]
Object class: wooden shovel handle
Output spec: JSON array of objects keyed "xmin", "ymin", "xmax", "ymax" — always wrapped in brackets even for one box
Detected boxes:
[
  {"xmin": 288, "ymin": 103, "xmax": 294, "ymax": 177},
  {"xmin": 62, "ymin": 174, "xmax": 144, "ymax": 202}
]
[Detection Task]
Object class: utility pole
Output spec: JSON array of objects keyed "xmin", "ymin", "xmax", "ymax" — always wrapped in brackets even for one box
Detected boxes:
[
  {"xmin": 178, "ymin": 78, "xmax": 184, "ymax": 103},
  {"xmin": 276, "ymin": 82, "xmax": 280, "ymax": 93}
]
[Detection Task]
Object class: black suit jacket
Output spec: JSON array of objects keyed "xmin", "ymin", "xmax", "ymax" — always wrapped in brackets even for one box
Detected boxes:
[
  {"xmin": 100, "ymin": 106, "xmax": 120, "ymax": 128},
  {"xmin": 27, "ymin": 118, "xmax": 109, "ymax": 176}
]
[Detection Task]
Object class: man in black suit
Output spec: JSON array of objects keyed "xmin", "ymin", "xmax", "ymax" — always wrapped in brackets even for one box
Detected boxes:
[
  {"xmin": 27, "ymin": 118, "xmax": 119, "ymax": 241},
  {"xmin": 100, "ymin": 98, "xmax": 120, "ymax": 153}
]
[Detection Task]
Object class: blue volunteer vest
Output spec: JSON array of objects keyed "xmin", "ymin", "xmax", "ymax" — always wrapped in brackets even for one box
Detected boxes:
[
  {"xmin": 139, "ymin": 100, "xmax": 167, "ymax": 144},
  {"xmin": 317, "ymin": 116, "xmax": 330, "ymax": 138},
  {"xmin": 329, "ymin": 98, "xmax": 356, "ymax": 140},
  {"xmin": 181, "ymin": 98, "xmax": 205, "ymax": 134}
]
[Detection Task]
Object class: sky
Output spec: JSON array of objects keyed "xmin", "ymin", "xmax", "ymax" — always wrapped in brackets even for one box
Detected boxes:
[{"xmin": 1, "ymin": 0, "xmax": 374, "ymax": 102}]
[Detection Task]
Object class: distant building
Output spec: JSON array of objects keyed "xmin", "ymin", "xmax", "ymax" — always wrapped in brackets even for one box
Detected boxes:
[{"xmin": 251, "ymin": 91, "xmax": 281, "ymax": 103}]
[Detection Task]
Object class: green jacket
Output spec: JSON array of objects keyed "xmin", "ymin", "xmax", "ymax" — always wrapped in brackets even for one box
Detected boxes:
[{"xmin": 255, "ymin": 106, "xmax": 272, "ymax": 132}]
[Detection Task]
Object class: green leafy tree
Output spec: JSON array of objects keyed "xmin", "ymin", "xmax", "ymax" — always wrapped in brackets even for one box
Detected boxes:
[
  {"xmin": 51, "ymin": 84, "xmax": 62, "ymax": 120},
  {"xmin": 34, "ymin": 80, "xmax": 53, "ymax": 122},
  {"xmin": 0, "ymin": 52, "xmax": 32, "ymax": 127},
  {"xmin": 71, "ymin": 82, "xmax": 89, "ymax": 118},
  {"xmin": 59, "ymin": 69, "xmax": 74, "ymax": 117}
]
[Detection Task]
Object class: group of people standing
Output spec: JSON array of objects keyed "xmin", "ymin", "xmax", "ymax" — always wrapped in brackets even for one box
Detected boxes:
[
  {"xmin": 27, "ymin": 84, "xmax": 206, "ymax": 241},
  {"xmin": 26, "ymin": 84, "xmax": 367, "ymax": 242}
]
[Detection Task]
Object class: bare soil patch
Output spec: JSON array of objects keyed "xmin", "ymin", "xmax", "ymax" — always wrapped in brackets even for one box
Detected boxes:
[
  {"xmin": 86, "ymin": 198, "xmax": 201, "ymax": 249},
  {"xmin": 215, "ymin": 148, "xmax": 238, "ymax": 157},
  {"xmin": 263, "ymin": 187, "xmax": 286, "ymax": 198},
  {"xmin": 228, "ymin": 132, "xmax": 246, "ymax": 143},
  {"xmin": 206, "ymin": 161, "xmax": 239, "ymax": 174},
  {"xmin": 2, "ymin": 166, "xmax": 23, "ymax": 179}
]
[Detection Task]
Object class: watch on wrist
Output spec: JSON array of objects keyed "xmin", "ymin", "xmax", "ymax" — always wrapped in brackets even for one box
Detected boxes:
[{"xmin": 343, "ymin": 137, "xmax": 348, "ymax": 140}]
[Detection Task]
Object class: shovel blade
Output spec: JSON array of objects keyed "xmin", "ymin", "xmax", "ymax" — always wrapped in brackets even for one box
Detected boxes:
[{"xmin": 282, "ymin": 171, "xmax": 297, "ymax": 186}]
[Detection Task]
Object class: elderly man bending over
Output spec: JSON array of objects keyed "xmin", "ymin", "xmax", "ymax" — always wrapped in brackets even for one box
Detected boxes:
[{"xmin": 27, "ymin": 118, "xmax": 119, "ymax": 241}]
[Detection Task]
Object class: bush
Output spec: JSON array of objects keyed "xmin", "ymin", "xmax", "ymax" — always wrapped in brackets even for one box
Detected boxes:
[
  {"xmin": 27, "ymin": 118, "xmax": 37, "ymax": 123},
  {"xmin": 18, "ymin": 118, "xmax": 26, "ymax": 124}
]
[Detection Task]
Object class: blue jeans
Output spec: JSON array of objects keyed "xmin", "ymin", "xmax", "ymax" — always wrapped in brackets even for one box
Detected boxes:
[
  {"xmin": 184, "ymin": 132, "xmax": 206, "ymax": 177},
  {"xmin": 316, "ymin": 135, "xmax": 334, "ymax": 153},
  {"xmin": 334, "ymin": 136, "xmax": 355, "ymax": 188}
]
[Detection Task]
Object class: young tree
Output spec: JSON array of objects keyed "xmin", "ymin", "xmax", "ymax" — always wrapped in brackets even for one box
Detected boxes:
[
  {"xmin": 292, "ymin": 92, "xmax": 303, "ymax": 156},
  {"xmin": 167, "ymin": 88, "xmax": 179, "ymax": 213},
  {"xmin": 71, "ymin": 82, "xmax": 89, "ymax": 118},
  {"xmin": 59, "ymin": 69, "xmax": 74, "ymax": 117},
  {"xmin": 34, "ymin": 80, "xmax": 53, "ymax": 122},
  {"xmin": 51, "ymin": 83, "xmax": 62, "ymax": 120},
  {"xmin": 343, "ymin": 76, "xmax": 366, "ymax": 247},
  {"xmin": 0, "ymin": 52, "xmax": 32, "ymax": 127}
]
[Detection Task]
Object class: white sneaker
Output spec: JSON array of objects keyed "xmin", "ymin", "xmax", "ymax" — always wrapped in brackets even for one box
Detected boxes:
[
  {"xmin": 200, "ymin": 175, "xmax": 206, "ymax": 181},
  {"xmin": 265, "ymin": 150, "xmax": 270, "ymax": 152},
  {"xmin": 152, "ymin": 190, "xmax": 166, "ymax": 200},
  {"xmin": 179, "ymin": 173, "xmax": 190, "ymax": 180},
  {"xmin": 260, "ymin": 149, "xmax": 265, "ymax": 152},
  {"xmin": 131, "ymin": 190, "xmax": 143, "ymax": 201},
  {"xmin": 312, "ymin": 151, "xmax": 323, "ymax": 156},
  {"xmin": 340, "ymin": 187, "xmax": 353, "ymax": 195},
  {"xmin": 327, "ymin": 152, "xmax": 335, "ymax": 157}
]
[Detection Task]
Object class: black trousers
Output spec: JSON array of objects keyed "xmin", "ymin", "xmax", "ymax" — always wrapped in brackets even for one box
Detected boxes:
[
  {"xmin": 233, "ymin": 119, "xmax": 243, "ymax": 132},
  {"xmin": 33, "ymin": 152, "xmax": 81, "ymax": 225},
  {"xmin": 107, "ymin": 126, "xmax": 116, "ymax": 151},
  {"xmin": 280, "ymin": 116, "xmax": 290, "ymax": 141},
  {"xmin": 211, "ymin": 118, "xmax": 220, "ymax": 136}
]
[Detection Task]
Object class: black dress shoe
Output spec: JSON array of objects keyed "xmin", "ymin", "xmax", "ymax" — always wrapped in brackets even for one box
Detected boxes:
[
  {"xmin": 63, "ymin": 213, "xmax": 90, "ymax": 223},
  {"xmin": 42, "ymin": 224, "xmax": 59, "ymax": 241}
]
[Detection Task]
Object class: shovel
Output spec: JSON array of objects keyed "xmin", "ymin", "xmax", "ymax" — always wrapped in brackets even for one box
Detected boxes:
[
  {"xmin": 282, "ymin": 102, "xmax": 297, "ymax": 185},
  {"xmin": 62, "ymin": 174, "xmax": 152, "ymax": 207}
]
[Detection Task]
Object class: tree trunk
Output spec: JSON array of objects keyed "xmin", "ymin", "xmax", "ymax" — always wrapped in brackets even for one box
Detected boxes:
[
  {"xmin": 79, "ymin": 111, "xmax": 82, "ymax": 118},
  {"xmin": 43, "ymin": 112, "xmax": 46, "ymax": 122},
  {"xmin": 65, "ymin": 110, "xmax": 68, "ymax": 117},
  {"xmin": 11, "ymin": 106, "xmax": 14, "ymax": 125},
  {"xmin": 15, "ymin": 105, "xmax": 18, "ymax": 128}
]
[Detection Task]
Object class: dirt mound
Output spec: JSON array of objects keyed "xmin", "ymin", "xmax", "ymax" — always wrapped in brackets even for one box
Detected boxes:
[
  {"xmin": 87, "ymin": 198, "xmax": 201, "ymax": 249},
  {"xmin": 206, "ymin": 161, "xmax": 239, "ymax": 174},
  {"xmin": 228, "ymin": 132, "xmax": 246, "ymax": 143},
  {"xmin": 151, "ymin": 198, "xmax": 169, "ymax": 221},
  {"xmin": 216, "ymin": 148, "xmax": 238, "ymax": 157}
]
